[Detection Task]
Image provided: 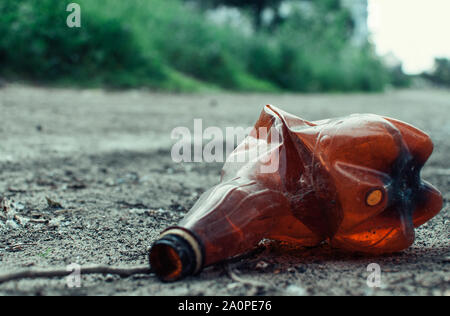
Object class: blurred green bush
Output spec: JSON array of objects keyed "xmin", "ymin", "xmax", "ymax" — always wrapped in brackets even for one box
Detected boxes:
[
  {"xmin": 0, "ymin": 0, "xmax": 393, "ymax": 92},
  {"xmin": 422, "ymin": 58, "xmax": 450, "ymax": 87}
]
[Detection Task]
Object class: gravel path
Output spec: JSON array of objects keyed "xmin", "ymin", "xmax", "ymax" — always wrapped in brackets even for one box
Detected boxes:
[{"xmin": 0, "ymin": 84, "xmax": 448, "ymax": 295}]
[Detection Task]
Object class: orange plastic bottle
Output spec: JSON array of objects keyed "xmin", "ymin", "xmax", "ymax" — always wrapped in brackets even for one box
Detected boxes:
[{"xmin": 149, "ymin": 105, "xmax": 443, "ymax": 281}]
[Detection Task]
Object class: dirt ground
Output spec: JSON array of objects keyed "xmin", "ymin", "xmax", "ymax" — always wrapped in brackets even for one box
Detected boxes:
[{"xmin": 0, "ymin": 84, "xmax": 448, "ymax": 296}]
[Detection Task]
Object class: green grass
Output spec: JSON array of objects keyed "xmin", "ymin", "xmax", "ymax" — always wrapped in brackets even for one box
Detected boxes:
[{"xmin": 0, "ymin": 0, "xmax": 392, "ymax": 92}]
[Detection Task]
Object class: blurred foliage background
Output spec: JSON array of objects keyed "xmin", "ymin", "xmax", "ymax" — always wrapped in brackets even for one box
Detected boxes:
[
  {"xmin": 1, "ymin": 0, "xmax": 442, "ymax": 92},
  {"xmin": 422, "ymin": 58, "xmax": 450, "ymax": 88}
]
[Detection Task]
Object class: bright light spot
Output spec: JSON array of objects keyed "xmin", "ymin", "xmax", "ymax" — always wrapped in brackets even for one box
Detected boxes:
[{"xmin": 368, "ymin": 0, "xmax": 450, "ymax": 74}]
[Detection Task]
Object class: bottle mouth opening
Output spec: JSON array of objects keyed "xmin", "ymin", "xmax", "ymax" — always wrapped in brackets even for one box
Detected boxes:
[
  {"xmin": 149, "ymin": 243, "xmax": 183, "ymax": 282},
  {"xmin": 149, "ymin": 229, "xmax": 202, "ymax": 282}
]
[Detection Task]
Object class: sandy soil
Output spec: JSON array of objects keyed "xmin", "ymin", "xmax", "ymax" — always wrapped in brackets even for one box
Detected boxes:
[{"xmin": 0, "ymin": 84, "xmax": 448, "ymax": 296}]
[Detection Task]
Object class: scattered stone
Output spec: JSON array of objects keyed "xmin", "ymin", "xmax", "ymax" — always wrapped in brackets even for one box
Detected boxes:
[
  {"xmin": 227, "ymin": 282, "xmax": 240, "ymax": 290},
  {"xmin": 105, "ymin": 274, "xmax": 115, "ymax": 283},
  {"xmin": 285, "ymin": 284, "xmax": 306, "ymax": 296},
  {"xmin": 0, "ymin": 198, "xmax": 25, "ymax": 229},
  {"xmin": 6, "ymin": 219, "xmax": 19, "ymax": 230},
  {"xmin": 105, "ymin": 178, "xmax": 116, "ymax": 186},
  {"xmin": 128, "ymin": 208, "xmax": 147, "ymax": 215},
  {"xmin": 0, "ymin": 197, "xmax": 12, "ymax": 217},
  {"xmin": 255, "ymin": 261, "xmax": 269, "ymax": 270},
  {"xmin": 46, "ymin": 197, "xmax": 63, "ymax": 210},
  {"xmin": 48, "ymin": 217, "xmax": 63, "ymax": 228}
]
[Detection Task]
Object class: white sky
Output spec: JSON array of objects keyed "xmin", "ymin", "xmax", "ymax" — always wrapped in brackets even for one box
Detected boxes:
[{"xmin": 368, "ymin": 0, "xmax": 450, "ymax": 74}]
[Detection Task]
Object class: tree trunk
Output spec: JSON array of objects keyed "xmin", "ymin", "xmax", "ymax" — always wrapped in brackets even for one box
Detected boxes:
[{"xmin": 253, "ymin": 1, "xmax": 264, "ymax": 30}]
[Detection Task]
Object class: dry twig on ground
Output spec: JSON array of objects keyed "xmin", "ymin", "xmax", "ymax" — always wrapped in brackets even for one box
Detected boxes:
[{"xmin": 0, "ymin": 265, "xmax": 153, "ymax": 284}]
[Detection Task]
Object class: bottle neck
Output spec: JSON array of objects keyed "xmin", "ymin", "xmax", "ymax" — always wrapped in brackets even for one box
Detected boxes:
[{"xmin": 178, "ymin": 179, "xmax": 292, "ymax": 267}]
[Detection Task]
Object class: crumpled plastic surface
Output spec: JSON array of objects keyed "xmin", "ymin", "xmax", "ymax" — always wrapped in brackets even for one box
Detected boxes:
[{"xmin": 176, "ymin": 105, "xmax": 443, "ymax": 266}]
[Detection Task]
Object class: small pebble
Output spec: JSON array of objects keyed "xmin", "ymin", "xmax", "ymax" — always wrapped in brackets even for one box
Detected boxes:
[
  {"xmin": 105, "ymin": 274, "xmax": 115, "ymax": 282},
  {"xmin": 255, "ymin": 261, "xmax": 268, "ymax": 269},
  {"xmin": 6, "ymin": 219, "xmax": 19, "ymax": 230},
  {"xmin": 285, "ymin": 284, "xmax": 306, "ymax": 296}
]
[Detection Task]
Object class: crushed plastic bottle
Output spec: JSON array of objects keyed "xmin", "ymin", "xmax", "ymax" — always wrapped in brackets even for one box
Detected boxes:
[{"xmin": 149, "ymin": 105, "xmax": 443, "ymax": 281}]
